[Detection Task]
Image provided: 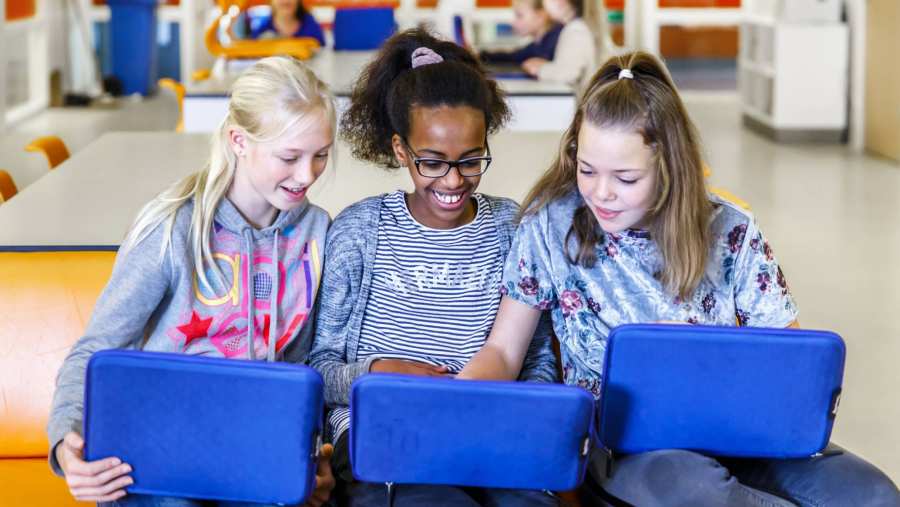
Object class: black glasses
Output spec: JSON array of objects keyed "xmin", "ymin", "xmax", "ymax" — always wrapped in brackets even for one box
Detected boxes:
[{"xmin": 402, "ymin": 138, "xmax": 492, "ymax": 178}]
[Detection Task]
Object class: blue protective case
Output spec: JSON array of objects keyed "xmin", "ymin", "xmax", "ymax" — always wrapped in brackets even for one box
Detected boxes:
[
  {"xmin": 599, "ymin": 324, "xmax": 845, "ymax": 458},
  {"xmin": 84, "ymin": 350, "xmax": 324, "ymax": 504},
  {"xmin": 350, "ymin": 374, "xmax": 595, "ymax": 491}
]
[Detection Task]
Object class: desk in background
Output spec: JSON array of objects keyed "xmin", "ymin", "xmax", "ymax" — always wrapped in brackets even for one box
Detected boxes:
[
  {"xmin": 0, "ymin": 130, "xmax": 564, "ymax": 250},
  {"xmin": 185, "ymin": 50, "xmax": 575, "ymax": 134}
]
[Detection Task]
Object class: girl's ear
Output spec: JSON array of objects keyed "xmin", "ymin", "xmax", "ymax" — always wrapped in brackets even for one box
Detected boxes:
[
  {"xmin": 228, "ymin": 127, "xmax": 248, "ymax": 157},
  {"xmin": 391, "ymin": 134, "xmax": 409, "ymax": 166}
]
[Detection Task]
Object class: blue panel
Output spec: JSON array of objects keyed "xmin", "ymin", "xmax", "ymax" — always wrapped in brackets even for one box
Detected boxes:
[
  {"xmin": 107, "ymin": 0, "xmax": 159, "ymax": 95},
  {"xmin": 157, "ymin": 22, "xmax": 181, "ymax": 82},
  {"xmin": 332, "ymin": 7, "xmax": 395, "ymax": 50},
  {"xmin": 350, "ymin": 374, "xmax": 595, "ymax": 491},
  {"xmin": 599, "ymin": 324, "xmax": 845, "ymax": 458},
  {"xmin": 93, "ymin": 20, "xmax": 180, "ymax": 86},
  {"xmin": 84, "ymin": 350, "xmax": 323, "ymax": 504},
  {"xmin": 92, "ymin": 21, "xmax": 112, "ymax": 77}
]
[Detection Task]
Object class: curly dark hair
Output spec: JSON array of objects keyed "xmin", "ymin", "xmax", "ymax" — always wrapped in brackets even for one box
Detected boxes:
[{"xmin": 340, "ymin": 28, "xmax": 511, "ymax": 169}]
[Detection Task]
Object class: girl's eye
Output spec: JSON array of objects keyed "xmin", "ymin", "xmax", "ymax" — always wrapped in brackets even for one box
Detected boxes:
[
  {"xmin": 422, "ymin": 160, "xmax": 445, "ymax": 170},
  {"xmin": 280, "ymin": 157, "xmax": 298, "ymax": 163},
  {"xmin": 315, "ymin": 153, "xmax": 329, "ymax": 159},
  {"xmin": 618, "ymin": 178, "xmax": 638, "ymax": 184}
]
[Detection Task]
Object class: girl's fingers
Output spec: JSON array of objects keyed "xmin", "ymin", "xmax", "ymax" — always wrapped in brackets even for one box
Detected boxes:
[
  {"xmin": 72, "ymin": 475, "xmax": 134, "ymax": 500},
  {"xmin": 67, "ymin": 456, "xmax": 122, "ymax": 479},
  {"xmin": 306, "ymin": 491, "xmax": 328, "ymax": 507},
  {"xmin": 318, "ymin": 443, "xmax": 334, "ymax": 463},
  {"xmin": 91, "ymin": 463, "xmax": 133, "ymax": 486}
]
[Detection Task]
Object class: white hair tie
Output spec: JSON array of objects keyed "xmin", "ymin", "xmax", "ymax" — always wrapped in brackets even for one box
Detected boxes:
[{"xmin": 618, "ymin": 68, "xmax": 634, "ymax": 80}]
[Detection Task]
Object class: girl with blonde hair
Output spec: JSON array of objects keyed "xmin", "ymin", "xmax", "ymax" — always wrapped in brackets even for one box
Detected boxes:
[
  {"xmin": 47, "ymin": 56, "xmax": 337, "ymax": 506},
  {"xmin": 461, "ymin": 51, "xmax": 899, "ymax": 506}
]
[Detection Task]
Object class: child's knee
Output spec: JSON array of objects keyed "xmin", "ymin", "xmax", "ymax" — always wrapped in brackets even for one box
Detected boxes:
[{"xmin": 603, "ymin": 450, "xmax": 737, "ymax": 505}]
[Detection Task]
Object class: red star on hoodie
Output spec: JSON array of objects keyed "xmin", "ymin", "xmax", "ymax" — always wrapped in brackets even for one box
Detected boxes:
[{"xmin": 177, "ymin": 310, "xmax": 213, "ymax": 349}]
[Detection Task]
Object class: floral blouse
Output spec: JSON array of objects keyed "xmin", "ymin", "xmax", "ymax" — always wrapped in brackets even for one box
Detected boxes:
[{"xmin": 501, "ymin": 191, "xmax": 798, "ymax": 397}]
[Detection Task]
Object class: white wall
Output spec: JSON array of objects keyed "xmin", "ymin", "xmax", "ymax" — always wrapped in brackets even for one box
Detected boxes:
[
  {"xmin": 845, "ymin": 0, "xmax": 867, "ymax": 152},
  {"xmin": 0, "ymin": 0, "xmax": 7, "ymax": 133}
]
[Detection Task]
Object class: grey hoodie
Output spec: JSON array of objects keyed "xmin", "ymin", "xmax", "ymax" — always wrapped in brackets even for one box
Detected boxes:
[{"xmin": 47, "ymin": 197, "xmax": 330, "ymax": 475}]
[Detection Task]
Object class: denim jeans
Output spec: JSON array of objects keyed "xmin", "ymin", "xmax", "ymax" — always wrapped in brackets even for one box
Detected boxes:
[
  {"xmin": 585, "ymin": 443, "xmax": 900, "ymax": 507},
  {"xmin": 343, "ymin": 482, "xmax": 559, "ymax": 507},
  {"xmin": 329, "ymin": 432, "xmax": 558, "ymax": 507},
  {"xmin": 100, "ymin": 495, "xmax": 293, "ymax": 506}
]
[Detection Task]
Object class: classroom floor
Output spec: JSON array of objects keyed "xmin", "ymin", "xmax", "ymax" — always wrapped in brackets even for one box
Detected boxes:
[{"xmin": 2, "ymin": 90, "xmax": 898, "ymax": 482}]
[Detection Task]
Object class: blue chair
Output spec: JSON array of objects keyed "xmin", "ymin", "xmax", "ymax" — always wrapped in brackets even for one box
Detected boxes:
[
  {"xmin": 332, "ymin": 6, "xmax": 396, "ymax": 50},
  {"xmin": 350, "ymin": 373, "xmax": 595, "ymax": 499}
]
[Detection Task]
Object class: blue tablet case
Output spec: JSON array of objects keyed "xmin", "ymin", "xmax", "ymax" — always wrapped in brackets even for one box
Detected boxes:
[
  {"xmin": 599, "ymin": 324, "xmax": 845, "ymax": 458},
  {"xmin": 84, "ymin": 350, "xmax": 324, "ymax": 504},
  {"xmin": 350, "ymin": 374, "xmax": 595, "ymax": 491}
]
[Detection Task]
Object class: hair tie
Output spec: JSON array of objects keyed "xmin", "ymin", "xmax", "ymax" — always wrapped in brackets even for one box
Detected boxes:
[
  {"xmin": 411, "ymin": 47, "xmax": 444, "ymax": 69},
  {"xmin": 618, "ymin": 68, "xmax": 634, "ymax": 80}
]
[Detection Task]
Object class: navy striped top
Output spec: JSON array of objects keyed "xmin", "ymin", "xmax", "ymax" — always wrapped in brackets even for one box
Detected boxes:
[{"xmin": 328, "ymin": 190, "xmax": 504, "ymax": 439}]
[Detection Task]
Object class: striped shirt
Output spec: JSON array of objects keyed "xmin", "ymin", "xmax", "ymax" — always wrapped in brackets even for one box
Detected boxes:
[{"xmin": 328, "ymin": 190, "xmax": 504, "ymax": 439}]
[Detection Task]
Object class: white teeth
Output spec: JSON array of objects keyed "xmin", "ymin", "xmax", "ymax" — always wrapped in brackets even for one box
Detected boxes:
[{"xmin": 433, "ymin": 190, "xmax": 463, "ymax": 204}]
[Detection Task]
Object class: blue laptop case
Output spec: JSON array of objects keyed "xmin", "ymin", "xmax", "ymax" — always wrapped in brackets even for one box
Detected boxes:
[
  {"xmin": 350, "ymin": 374, "xmax": 595, "ymax": 491},
  {"xmin": 84, "ymin": 350, "xmax": 324, "ymax": 504},
  {"xmin": 599, "ymin": 324, "xmax": 845, "ymax": 458}
]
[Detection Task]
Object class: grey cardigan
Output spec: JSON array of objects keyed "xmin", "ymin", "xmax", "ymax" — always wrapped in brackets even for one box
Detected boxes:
[{"xmin": 309, "ymin": 193, "xmax": 558, "ymax": 406}]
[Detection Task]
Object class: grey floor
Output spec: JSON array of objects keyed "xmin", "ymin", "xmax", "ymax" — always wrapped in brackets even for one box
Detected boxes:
[{"xmin": 1, "ymin": 90, "xmax": 898, "ymax": 482}]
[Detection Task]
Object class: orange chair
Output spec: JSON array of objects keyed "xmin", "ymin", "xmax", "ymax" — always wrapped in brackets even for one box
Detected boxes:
[
  {"xmin": 708, "ymin": 187, "xmax": 751, "ymax": 210},
  {"xmin": 158, "ymin": 78, "xmax": 186, "ymax": 132},
  {"xmin": 0, "ymin": 170, "xmax": 17, "ymax": 203},
  {"xmin": 24, "ymin": 136, "xmax": 70, "ymax": 170},
  {"xmin": 191, "ymin": 68, "xmax": 212, "ymax": 81},
  {"xmin": 703, "ymin": 162, "xmax": 750, "ymax": 210},
  {"xmin": 205, "ymin": 0, "xmax": 320, "ymax": 61}
]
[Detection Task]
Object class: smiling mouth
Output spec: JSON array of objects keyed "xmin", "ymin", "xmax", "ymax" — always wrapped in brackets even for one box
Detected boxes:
[
  {"xmin": 432, "ymin": 189, "xmax": 466, "ymax": 206},
  {"xmin": 281, "ymin": 185, "xmax": 306, "ymax": 197},
  {"xmin": 594, "ymin": 206, "xmax": 621, "ymax": 219}
]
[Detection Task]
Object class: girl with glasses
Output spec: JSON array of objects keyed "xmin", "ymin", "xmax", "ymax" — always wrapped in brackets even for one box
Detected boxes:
[{"xmin": 309, "ymin": 28, "xmax": 558, "ymax": 506}]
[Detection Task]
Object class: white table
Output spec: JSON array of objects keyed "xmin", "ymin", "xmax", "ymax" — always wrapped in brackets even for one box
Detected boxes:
[
  {"xmin": 0, "ymin": 130, "xmax": 563, "ymax": 250},
  {"xmin": 184, "ymin": 50, "xmax": 575, "ymax": 133}
]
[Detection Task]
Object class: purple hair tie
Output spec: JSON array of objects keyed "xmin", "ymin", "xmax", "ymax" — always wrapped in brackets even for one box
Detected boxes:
[{"xmin": 411, "ymin": 47, "xmax": 444, "ymax": 69}]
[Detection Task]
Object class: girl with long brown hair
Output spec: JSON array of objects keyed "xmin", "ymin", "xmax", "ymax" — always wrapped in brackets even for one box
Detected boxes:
[{"xmin": 460, "ymin": 51, "xmax": 898, "ymax": 506}]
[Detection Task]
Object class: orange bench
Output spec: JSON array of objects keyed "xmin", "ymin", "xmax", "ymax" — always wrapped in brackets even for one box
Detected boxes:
[
  {"xmin": 0, "ymin": 251, "xmax": 116, "ymax": 506},
  {"xmin": 0, "ymin": 251, "xmax": 585, "ymax": 505}
]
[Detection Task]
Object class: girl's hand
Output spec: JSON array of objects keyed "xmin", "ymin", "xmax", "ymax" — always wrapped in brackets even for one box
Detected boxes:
[
  {"xmin": 305, "ymin": 443, "xmax": 335, "ymax": 507},
  {"xmin": 522, "ymin": 57, "xmax": 549, "ymax": 76},
  {"xmin": 370, "ymin": 359, "xmax": 450, "ymax": 377},
  {"xmin": 56, "ymin": 432, "xmax": 133, "ymax": 503}
]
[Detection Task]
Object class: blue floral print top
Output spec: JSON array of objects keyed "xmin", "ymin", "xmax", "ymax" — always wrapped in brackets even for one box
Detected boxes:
[{"xmin": 501, "ymin": 191, "xmax": 799, "ymax": 397}]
